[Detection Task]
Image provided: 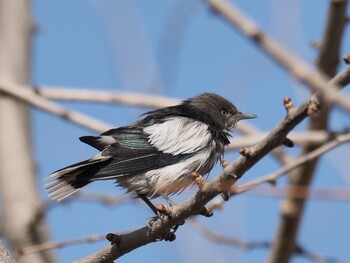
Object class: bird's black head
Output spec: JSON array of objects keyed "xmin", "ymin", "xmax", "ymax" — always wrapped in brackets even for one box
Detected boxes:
[
  {"xmin": 182, "ymin": 93, "xmax": 257, "ymax": 132},
  {"xmin": 139, "ymin": 93, "xmax": 256, "ymax": 145}
]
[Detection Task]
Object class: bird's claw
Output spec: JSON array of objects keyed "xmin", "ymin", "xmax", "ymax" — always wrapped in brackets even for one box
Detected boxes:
[
  {"xmin": 146, "ymin": 216, "xmax": 159, "ymax": 229},
  {"xmin": 163, "ymin": 231, "xmax": 176, "ymax": 242},
  {"xmin": 162, "ymin": 221, "xmax": 185, "ymax": 242}
]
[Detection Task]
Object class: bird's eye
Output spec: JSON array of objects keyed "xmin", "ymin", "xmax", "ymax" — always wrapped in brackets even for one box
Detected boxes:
[{"xmin": 221, "ymin": 109, "xmax": 227, "ymax": 116}]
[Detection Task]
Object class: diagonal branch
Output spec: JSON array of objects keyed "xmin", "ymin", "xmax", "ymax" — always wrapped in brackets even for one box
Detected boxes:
[
  {"xmin": 268, "ymin": 0, "xmax": 349, "ymax": 262},
  {"xmin": 208, "ymin": 0, "xmax": 350, "ymax": 112},
  {"xmin": 192, "ymin": 219, "xmax": 347, "ymax": 263},
  {"xmin": 0, "ymin": 82, "xmax": 113, "ymax": 133},
  {"xmin": 234, "ymin": 132, "xmax": 350, "ymax": 194},
  {"xmin": 75, "ymin": 63, "xmax": 350, "ymax": 262}
]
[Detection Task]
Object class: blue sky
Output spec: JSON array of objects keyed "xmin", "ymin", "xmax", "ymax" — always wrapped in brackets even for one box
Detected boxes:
[{"xmin": 31, "ymin": 1, "xmax": 349, "ymax": 262}]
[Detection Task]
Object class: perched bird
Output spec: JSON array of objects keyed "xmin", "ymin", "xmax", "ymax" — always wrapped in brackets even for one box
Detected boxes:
[{"xmin": 46, "ymin": 93, "xmax": 256, "ymax": 211}]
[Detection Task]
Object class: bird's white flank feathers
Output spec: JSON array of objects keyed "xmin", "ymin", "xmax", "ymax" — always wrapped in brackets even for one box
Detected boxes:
[{"xmin": 143, "ymin": 117, "xmax": 211, "ymax": 155}]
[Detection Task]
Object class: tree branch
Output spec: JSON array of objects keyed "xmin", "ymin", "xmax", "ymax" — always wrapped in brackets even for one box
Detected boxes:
[
  {"xmin": 0, "ymin": 82, "xmax": 113, "ymax": 133},
  {"xmin": 268, "ymin": 0, "xmax": 349, "ymax": 261},
  {"xmin": 36, "ymin": 87, "xmax": 179, "ymax": 108},
  {"xmin": 191, "ymin": 219, "xmax": 347, "ymax": 263},
  {"xmin": 74, "ymin": 80, "xmax": 316, "ymax": 262},
  {"xmin": 208, "ymin": 0, "xmax": 350, "ymax": 112},
  {"xmin": 234, "ymin": 132, "xmax": 350, "ymax": 194},
  {"xmin": 0, "ymin": 241, "xmax": 17, "ymax": 263},
  {"xmin": 74, "ymin": 59, "xmax": 350, "ymax": 262},
  {"xmin": 0, "ymin": 1, "xmax": 56, "ymax": 262}
]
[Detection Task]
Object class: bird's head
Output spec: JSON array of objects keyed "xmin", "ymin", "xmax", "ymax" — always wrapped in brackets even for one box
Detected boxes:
[{"xmin": 184, "ymin": 93, "xmax": 257, "ymax": 132}]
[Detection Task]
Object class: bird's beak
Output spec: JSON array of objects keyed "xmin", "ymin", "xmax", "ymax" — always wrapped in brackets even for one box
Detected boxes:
[{"xmin": 234, "ymin": 112, "xmax": 257, "ymax": 121}]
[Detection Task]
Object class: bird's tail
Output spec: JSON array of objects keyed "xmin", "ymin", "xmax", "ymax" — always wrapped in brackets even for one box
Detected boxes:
[{"xmin": 45, "ymin": 155, "xmax": 110, "ymax": 201}]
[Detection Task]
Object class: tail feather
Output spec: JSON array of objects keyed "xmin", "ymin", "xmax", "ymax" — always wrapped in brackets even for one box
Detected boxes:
[{"xmin": 45, "ymin": 155, "xmax": 110, "ymax": 201}]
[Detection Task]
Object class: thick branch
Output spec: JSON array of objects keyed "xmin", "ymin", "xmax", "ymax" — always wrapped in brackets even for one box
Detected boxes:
[
  {"xmin": 0, "ymin": 1, "xmax": 56, "ymax": 262},
  {"xmin": 75, "ymin": 64, "xmax": 350, "ymax": 262}
]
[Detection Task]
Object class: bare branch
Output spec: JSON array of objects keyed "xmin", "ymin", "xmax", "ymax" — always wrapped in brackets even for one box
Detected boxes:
[
  {"xmin": 248, "ymin": 185, "xmax": 350, "ymax": 202},
  {"xmin": 74, "ymin": 60, "xmax": 350, "ymax": 261},
  {"xmin": 227, "ymin": 130, "xmax": 340, "ymax": 149},
  {"xmin": 36, "ymin": 87, "xmax": 179, "ymax": 108},
  {"xmin": 234, "ymin": 132, "xmax": 350, "ymax": 194},
  {"xmin": 16, "ymin": 235, "xmax": 106, "ymax": 258},
  {"xmin": 208, "ymin": 0, "xmax": 350, "ymax": 112},
  {"xmin": 0, "ymin": 1, "xmax": 56, "ymax": 262},
  {"xmin": 0, "ymin": 241, "xmax": 17, "ymax": 263},
  {"xmin": 73, "ymin": 78, "xmax": 313, "ymax": 262},
  {"xmin": 75, "ymin": 192, "xmax": 132, "ymax": 206},
  {"xmin": 190, "ymin": 218, "xmax": 270, "ymax": 250},
  {"xmin": 191, "ymin": 220, "xmax": 347, "ymax": 263},
  {"xmin": 267, "ymin": 0, "xmax": 349, "ymax": 262},
  {"xmin": 0, "ymin": 82, "xmax": 113, "ymax": 133}
]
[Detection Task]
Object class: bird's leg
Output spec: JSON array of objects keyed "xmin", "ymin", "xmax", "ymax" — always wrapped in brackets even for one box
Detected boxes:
[
  {"xmin": 161, "ymin": 194, "xmax": 176, "ymax": 207},
  {"xmin": 191, "ymin": 172, "xmax": 215, "ymax": 218},
  {"xmin": 161, "ymin": 194, "xmax": 185, "ymax": 236},
  {"xmin": 138, "ymin": 194, "xmax": 183, "ymax": 241},
  {"xmin": 138, "ymin": 194, "xmax": 162, "ymax": 228},
  {"xmin": 138, "ymin": 194, "xmax": 158, "ymax": 215}
]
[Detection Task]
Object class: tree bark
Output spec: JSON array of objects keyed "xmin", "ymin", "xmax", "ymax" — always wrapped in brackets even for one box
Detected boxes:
[
  {"xmin": 0, "ymin": 1, "xmax": 56, "ymax": 262},
  {"xmin": 0, "ymin": 241, "xmax": 17, "ymax": 263}
]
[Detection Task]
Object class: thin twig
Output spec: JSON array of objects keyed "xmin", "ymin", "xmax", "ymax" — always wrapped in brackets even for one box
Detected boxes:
[
  {"xmin": 247, "ymin": 185, "xmax": 350, "ymax": 202},
  {"xmin": 191, "ymin": 219, "xmax": 347, "ymax": 263},
  {"xmin": 234, "ymin": 132, "xmax": 350, "ymax": 195},
  {"xmin": 190, "ymin": 218, "xmax": 270, "ymax": 249},
  {"xmin": 16, "ymin": 235, "xmax": 106, "ymax": 258},
  {"xmin": 75, "ymin": 192, "xmax": 132, "ymax": 206}
]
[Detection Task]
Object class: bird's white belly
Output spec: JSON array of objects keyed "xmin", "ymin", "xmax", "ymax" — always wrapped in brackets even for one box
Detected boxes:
[{"xmin": 116, "ymin": 146, "xmax": 220, "ymax": 197}]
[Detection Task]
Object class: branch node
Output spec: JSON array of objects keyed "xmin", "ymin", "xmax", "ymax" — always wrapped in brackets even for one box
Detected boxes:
[
  {"xmin": 283, "ymin": 97, "xmax": 294, "ymax": 113},
  {"xmin": 267, "ymin": 178, "xmax": 277, "ymax": 186},
  {"xmin": 343, "ymin": 54, "xmax": 350, "ymax": 64},
  {"xmin": 283, "ymin": 137, "xmax": 294, "ymax": 148},
  {"xmin": 106, "ymin": 233, "xmax": 121, "ymax": 246},
  {"xmin": 307, "ymin": 101, "xmax": 320, "ymax": 116},
  {"xmin": 191, "ymin": 172, "xmax": 206, "ymax": 190},
  {"xmin": 156, "ymin": 204, "xmax": 172, "ymax": 216},
  {"xmin": 220, "ymin": 192, "xmax": 230, "ymax": 201},
  {"xmin": 220, "ymin": 159, "xmax": 229, "ymax": 168},
  {"xmin": 239, "ymin": 148, "xmax": 251, "ymax": 157},
  {"xmin": 199, "ymin": 207, "xmax": 214, "ymax": 217}
]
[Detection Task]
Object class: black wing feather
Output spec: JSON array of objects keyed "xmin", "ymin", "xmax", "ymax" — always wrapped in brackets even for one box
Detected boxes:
[{"xmin": 83, "ymin": 127, "xmax": 194, "ymax": 180}]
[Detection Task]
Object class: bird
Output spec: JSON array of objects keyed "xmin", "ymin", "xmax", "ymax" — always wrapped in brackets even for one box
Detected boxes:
[{"xmin": 45, "ymin": 93, "xmax": 256, "ymax": 213}]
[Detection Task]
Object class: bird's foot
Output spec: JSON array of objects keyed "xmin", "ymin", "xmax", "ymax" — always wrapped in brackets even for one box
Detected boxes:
[
  {"xmin": 162, "ymin": 220, "xmax": 185, "ymax": 242},
  {"xmin": 145, "ymin": 203, "xmax": 171, "ymax": 229}
]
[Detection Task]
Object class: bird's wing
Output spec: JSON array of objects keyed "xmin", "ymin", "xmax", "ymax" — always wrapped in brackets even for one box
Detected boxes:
[
  {"xmin": 79, "ymin": 127, "xmax": 195, "ymax": 180},
  {"xmin": 143, "ymin": 117, "xmax": 212, "ymax": 155}
]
